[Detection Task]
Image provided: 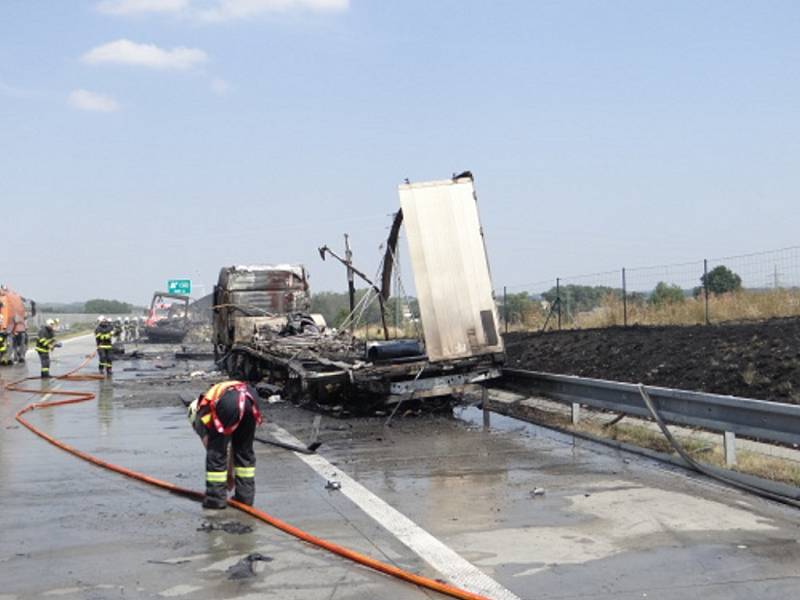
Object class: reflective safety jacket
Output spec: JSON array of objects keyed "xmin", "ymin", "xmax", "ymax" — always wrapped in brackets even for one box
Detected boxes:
[
  {"xmin": 195, "ymin": 381, "xmax": 262, "ymax": 436},
  {"xmin": 95, "ymin": 322, "xmax": 114, "ymax": 349},
  {"xmin": 35, "ymin": 325, "xmax": 56, "ymax": 354}
]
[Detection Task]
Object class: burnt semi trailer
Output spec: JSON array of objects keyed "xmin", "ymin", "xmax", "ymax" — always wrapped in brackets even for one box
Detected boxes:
[{"xmin": 213, "ymin": 174, "xmax": 504, "ymax": 407}]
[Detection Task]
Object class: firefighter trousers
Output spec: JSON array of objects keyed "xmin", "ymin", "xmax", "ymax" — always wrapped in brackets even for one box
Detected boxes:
[
  {"xmin": 97, "ymin": 347, "xmax": 113, "ymax": 373},
  {"xmin": 37, "ymin": 350, "xmax": 50, "ymax": 377},
  {"xmin": 204, "ymin": 399, "xmax": 257, "ymax": 508}
]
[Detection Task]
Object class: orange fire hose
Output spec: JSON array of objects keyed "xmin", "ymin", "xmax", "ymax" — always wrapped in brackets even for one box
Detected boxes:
[{"xmin": 6, "ymin": 353, "xmax": 490, "ymax": 600}]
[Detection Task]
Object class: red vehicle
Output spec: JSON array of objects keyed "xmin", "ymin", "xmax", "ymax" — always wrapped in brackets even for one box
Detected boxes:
[{"xmin": 144, "ymin": 292, "xmax": 190, "ymax": 343}]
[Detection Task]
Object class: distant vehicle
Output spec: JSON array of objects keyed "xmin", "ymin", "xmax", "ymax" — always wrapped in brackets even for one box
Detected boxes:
[
  {"xmin": 0, "ymin": 286, "xmax": 36, "ymax": 365},
  {"xmin": 144, "ymin": 292, "xmax": 190, "ymax": 343}
]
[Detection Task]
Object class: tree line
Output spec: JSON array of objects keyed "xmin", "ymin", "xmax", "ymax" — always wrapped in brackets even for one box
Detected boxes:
[
  {"xmin": 503, "ymin": 265, "xmax": 745, "ymax": 322},
  {"xmin": 311, "ymin": 290, "xmax": 419, "ymax": 329},
  {"xmin": 39, "ymin": 299, "xmax": 136, "ymax": 314}
]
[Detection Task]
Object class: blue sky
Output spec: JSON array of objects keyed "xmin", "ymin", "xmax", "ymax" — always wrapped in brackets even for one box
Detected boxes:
[{"xmin": 2, "ymin": 1, "xmax": 799, "ymax": 303}]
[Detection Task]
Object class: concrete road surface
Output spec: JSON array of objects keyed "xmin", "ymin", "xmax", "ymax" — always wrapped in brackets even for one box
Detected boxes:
[{"xmin": 1, "ymin": 335, "xmax": 799, "ymax": 599}]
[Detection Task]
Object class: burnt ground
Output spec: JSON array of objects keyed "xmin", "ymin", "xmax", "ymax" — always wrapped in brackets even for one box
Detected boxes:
[{"xmin": 504, "ymin": 317, "xmax": 800, "ymax": 404}]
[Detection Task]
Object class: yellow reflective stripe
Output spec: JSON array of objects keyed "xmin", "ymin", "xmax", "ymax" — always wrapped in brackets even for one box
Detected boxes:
[
  {"xmin": 206, "ymin": 471, "xmax": 228, "ymax": 483},
  {"xmin": 200, "ymin": 414, "xmax": 211, "ymax": 425},
  {"xmin": 234, "ymin": 467, "xmax": 255, "ymax": 478},
  {"xmin": 99, "ymin": 345, "xmax": 113, "ymax": 349},
  {"xmin": 205, "ymin": 381, "xmax": 241, "ymax": 402}
]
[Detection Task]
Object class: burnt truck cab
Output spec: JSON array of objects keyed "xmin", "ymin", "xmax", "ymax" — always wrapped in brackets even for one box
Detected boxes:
[{"xmin": 212, "ymin": 265, "xmax": 311, "ymax": 368}]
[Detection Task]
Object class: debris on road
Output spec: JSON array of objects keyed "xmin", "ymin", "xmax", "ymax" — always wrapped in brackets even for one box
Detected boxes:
[
  {"xmin": 197, "ymin": 521, "xmax": 254, "ymax": 535},
  {"xmin": 226, "ymin": 553, "xmax": 273, "ymax": 580}
]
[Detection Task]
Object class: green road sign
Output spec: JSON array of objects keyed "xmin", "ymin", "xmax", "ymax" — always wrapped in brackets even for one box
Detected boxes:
[{"xmin": 167, "ymin": 279, "xmax": 192, "ymax": 295}]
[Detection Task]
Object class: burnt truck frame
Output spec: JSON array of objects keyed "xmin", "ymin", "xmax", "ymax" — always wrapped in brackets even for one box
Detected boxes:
[{"xmin": 214, "ymin": 173, "xmax": 504, "ymax": 408}]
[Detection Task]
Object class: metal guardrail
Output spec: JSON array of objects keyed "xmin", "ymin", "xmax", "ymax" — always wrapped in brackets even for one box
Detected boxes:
[{"xmin": 500, "ymin": 369, "xmax": 800, "ymax": 446}]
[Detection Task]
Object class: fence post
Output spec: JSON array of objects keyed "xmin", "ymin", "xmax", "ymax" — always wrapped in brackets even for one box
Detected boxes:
[
  {"xmin": 556, "ymin": 278, "xmax": 562, "ymax": 330},
  {"xmin": 503, "ymin": 285, "xmax": 508, "ymax": 334},
  {"xmin": 703, "ymin": 259, "xmax": 710, "ymax": 325},
  {"xmin": 622, "ymin": 267, "xmax": 627, "ymax": 327}
]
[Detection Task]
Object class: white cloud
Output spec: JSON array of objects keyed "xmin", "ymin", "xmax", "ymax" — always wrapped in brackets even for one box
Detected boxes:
[
  {"xmin": 96, "ymin": 0, "xmax": 349, "ymax": 21},
  {"xmin": 198, "ymin": 0, "xmax": 349, "ymax": 21},
  {"xmin": 68, "ymin": 89, "xmax": 120, "ymax": 112},
  {"xmin": 82, "ymin": 39, "xmax": 207, "ymax": 70},
  {"xmin": 96, "ymin": 0, "xmax": 189, "ymax": 15},
  {"xmin": 210, "ymin": 78, "xmax": 231, "ymax": 95}
]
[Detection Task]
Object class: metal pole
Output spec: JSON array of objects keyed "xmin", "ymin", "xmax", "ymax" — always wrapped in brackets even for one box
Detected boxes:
[
  {"xmin": 703, "ymin": 259, "xmax": 710, "ymax": 325},
  {"xmin": 344, "ymin": 234, "xmax": 355, "ymax": 332},
  {"xmin": 482, "ymin": 385, "xmax": 490, "ymax": 430},
  {"xmin": 503, "ymin": 285, "xmax": 508, "ymax": 334},
  {"xmin": 622, "ymin": 268, "xmax": 627, "ymax": 327},
  {"xmin": 556, "ymin": 278, "xmax": 562, "ymax": 330}
]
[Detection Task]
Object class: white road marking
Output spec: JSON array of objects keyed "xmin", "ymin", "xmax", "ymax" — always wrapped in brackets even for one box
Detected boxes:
[
  {"xmin": 269, "ymin": 424, "xmax": 520, "ymax": 600},
  {"xmin": 158, "ymin": 585, "xmax": 204, "ymax": 598}
]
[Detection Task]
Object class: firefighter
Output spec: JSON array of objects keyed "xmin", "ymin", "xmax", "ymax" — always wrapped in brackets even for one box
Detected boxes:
[
  {"xmin": 35, "ymin": 318, "xmax": 61, "ymax": 378},
  {"xmin": 95, "ymin": 316, "xmax": 114, "ymax": 375},
  {"xmin": 0, "ymin": 314, "xmax": 8, "ymax": 365},
  {"xmin": 113, "ymin": 317, "xmax": 123, "ymax": 342},
  {"xmin": 187, "ymin": 381, "xmax": 262, "ymax": 509}
]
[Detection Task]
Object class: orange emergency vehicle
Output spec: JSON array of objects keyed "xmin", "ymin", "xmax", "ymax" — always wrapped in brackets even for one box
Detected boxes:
[{"xmin": 0, "ymin": 287, "xmax": 35, "ymax": 365}]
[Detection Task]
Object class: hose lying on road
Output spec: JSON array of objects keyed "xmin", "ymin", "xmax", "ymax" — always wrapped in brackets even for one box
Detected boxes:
[
  {"xmin": 7, "ymin": 355, "xmax": 490, "ymax": 600},
  {"xmin": 638, "ymin": 384, "xmax": 800, "ymax": 509}
]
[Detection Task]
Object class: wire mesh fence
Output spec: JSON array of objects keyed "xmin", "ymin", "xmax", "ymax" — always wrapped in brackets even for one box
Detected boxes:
[{"xmin": 499, "ymin": 245, "xmax": 800, "ymax": 332}]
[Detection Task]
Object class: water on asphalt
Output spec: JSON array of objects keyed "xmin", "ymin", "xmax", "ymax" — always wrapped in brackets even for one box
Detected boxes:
[{"xmin": 1, "ymin": 335, "xmax": 799, "ymax": 599}]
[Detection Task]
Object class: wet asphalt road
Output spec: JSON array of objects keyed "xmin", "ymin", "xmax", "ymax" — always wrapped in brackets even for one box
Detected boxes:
[{"xmin": 1, "ymin": 335, "xmax": 799, "ymax": 599}]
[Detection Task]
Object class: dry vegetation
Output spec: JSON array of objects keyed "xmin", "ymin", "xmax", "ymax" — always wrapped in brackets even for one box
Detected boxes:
[{"xmin": 511, "ymin": 289, "xmax": 800, "ymax": 331}]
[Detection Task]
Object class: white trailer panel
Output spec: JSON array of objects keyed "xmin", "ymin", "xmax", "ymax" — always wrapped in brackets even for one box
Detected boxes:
[{"xmin": 398, "ymin": 176, "xmax": 503, "ymax": 362}]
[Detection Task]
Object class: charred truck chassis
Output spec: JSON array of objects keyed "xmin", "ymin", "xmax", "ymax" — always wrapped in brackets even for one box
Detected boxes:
[
  {"xmin": 214, "ymin": 174, "xmax": 505, "ymax": 410},
  {"xmin": 225, "ymin": 341, "xmax": 502, "ymax": 409}
]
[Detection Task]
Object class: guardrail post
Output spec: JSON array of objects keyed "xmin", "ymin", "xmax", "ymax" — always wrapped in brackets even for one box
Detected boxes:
[
  {"xmin": 571, "ymin": 403, "xmax": 581, "ymax": 425},
  {"xmin": 724, "ymin": 431, "xmax": 737, "ymax": 466}
]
